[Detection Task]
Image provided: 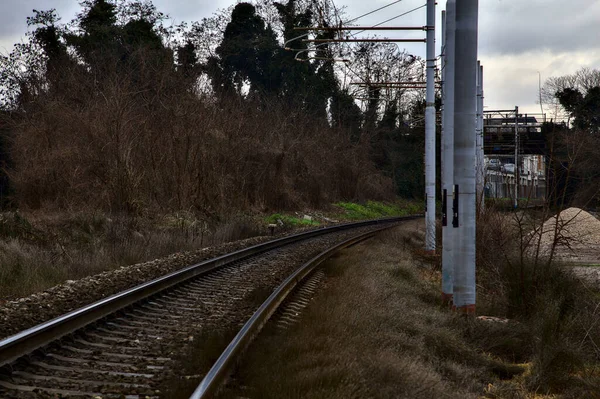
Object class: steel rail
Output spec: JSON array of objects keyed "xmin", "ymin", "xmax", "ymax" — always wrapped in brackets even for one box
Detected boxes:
[
  {"xmin": 0, "ymin": 216, "xmax": 419, "ymax": 368},
  {"xmin": 190, "ymin": 223, "xmax": 403, "ymax": 398}
]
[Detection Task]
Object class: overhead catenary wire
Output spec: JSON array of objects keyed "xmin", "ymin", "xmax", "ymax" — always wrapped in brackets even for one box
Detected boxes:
[
  {"xmin": 290, "ymin": 3, "xmax": 426, "ymax": 60},
  {"xmin": 285, "ymin": 1, "xmax": 432, "ymax": 119},
  {"xmin": 346, "ymin": 0, "xmax": 406, "ymax": 24},
  {"xmin": 331, "ymin": 3, "xmax": 429, "ymax": 94},
  {"xmin": 285, "ymin": 0, "xmax": 409, "ymax": 49},
  {"xmin": 288, "ymin": 3, "xmax": 426, "ymax": 54},
  {"xmin": 291, "ymin": 5, "xmax": 429, "ymax": 104},
  {"xmin": 303, "ymin": 38, "xmax": 425, "ymax": 43},
  {"xmin": 295, "ymin": 26, "xmax": 425, "ymax": 31},
  {"xmin": 349, "ymin": 4, "xmax": 428, "ymax": 37}
]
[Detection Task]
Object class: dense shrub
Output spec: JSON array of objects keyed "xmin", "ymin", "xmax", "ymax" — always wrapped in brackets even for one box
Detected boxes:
[{"xmin": 7, "ymin": 68, "xmax": 393, "ymax": 213}]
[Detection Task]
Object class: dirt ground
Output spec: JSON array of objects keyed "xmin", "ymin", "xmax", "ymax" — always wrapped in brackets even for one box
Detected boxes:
[{"xmin": 219, "ymin": 221, "xmax": 521, "ymax": 399}]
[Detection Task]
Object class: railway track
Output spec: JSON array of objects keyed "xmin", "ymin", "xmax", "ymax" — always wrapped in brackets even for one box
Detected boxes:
[{"xmin": 0, "ymin": 216, "xmax": 418, "ymax": 398}]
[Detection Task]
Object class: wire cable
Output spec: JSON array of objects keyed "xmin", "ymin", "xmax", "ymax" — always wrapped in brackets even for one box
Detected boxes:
[
  {"xmin": 350, "ymin": 4, "xmax": 427, "ymax": 37},
  {"xmin": 346, "ymin": 0, "xmax": 405, "ymax": 24},
  {"xmin": 293, "ymin": 4, "xmax": 426, "ymax": 59},
  {"xmin": 336, "ymin": 4, "xmax": 427, "ymax": 92},
  {"xmin": 285, "ymin": 0, "xmax": 408, "ymax": 49},
  {"xmin": 289, "ymin": 1, "xmax": 429, "ymax": 107}
]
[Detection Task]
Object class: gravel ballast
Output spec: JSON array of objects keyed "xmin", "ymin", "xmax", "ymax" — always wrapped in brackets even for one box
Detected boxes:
[
  {"xmin": 0, "ymin": 235, "xmax": 276, "ymax": 340},
  {"xmin": 0, "ymin": 225, "xmax": 390, "ymax": 398}
]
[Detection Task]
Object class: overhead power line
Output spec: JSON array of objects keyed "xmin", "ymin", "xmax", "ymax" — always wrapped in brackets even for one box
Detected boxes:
[
  {"xmin": 303, "ymin": 38, "xmax": 426, "ymax": 43},
  {"xmin": 295, "ymin": 26, "xmax": 425, "ymax": 31},
  {"xmin": 351, "ymin": 4, "xmax": 428, "ymax": 37},
  {"xmin": 346, "ymin": 0, "xmax": 406, "ymax": 24},
  {"xmin": 284, "ymin": 0, "xmax": 408, "ymax": 48},
  {"xmin": 299, "ymin": 4, "xmax": 428, "ymax": 45},
  {"xmin": 286, "ymin": 1, "xmax": 430, "ymax": 101}
]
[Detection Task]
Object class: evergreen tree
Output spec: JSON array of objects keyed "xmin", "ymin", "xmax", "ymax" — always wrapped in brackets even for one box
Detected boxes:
[
  {"xmin": 206, "ymin": 3, "xmax": 280, "ymax": 95},
  {"xmin": 274, "ymin": 0, "xmax": 313, "ymax": 104},
  {"xmin": 66, "ymin": 0, "xmax": 120, "ymax": 66},
  {"xmin": 177, "ymin": 40, "xmax": 200, "ymax": 84},
  {"xmin": 330, "ymin": 88, "xmax": 362, "ymax": 142},
  {"xmin": 557, "ymin": 86, "xmax": 600, "ymax": 133}
]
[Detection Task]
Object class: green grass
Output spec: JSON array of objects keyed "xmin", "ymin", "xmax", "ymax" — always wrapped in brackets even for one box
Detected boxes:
[
  {"xmin": 264, "ymin": 200, "xmax": 424, "ymax": 227},
  {"xmin": 264, "ymin": 213, "xmax": 320, "ymax": 226},
  {"xmin": 334, "ymin": 200, "xmax": 423, "ymax": 220}
]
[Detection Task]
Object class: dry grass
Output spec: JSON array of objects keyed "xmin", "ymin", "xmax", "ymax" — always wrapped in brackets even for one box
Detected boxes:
[
  {"xmin": 0, "ymin": 200, "xmax": 422, "ymax": 301},
  {"xmin": 221, "ymin": 222, "xmax": 520, "ymax": 399},
  {"xmin": 0, "ymin": 210, "xmax": 261, "ymax": 300},
  {"xmin": 214, "ymin": 213, "xmax": 600, "ymax": 398},
  {"xmin": 476, "ymin": 206, "xmax": 600, "ymax": 397}
]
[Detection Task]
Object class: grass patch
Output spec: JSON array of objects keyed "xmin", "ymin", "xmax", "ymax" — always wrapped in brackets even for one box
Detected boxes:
[
  {"xmin": 0, "ymin": 201, "xmax": 419, "ymax": 301},
  {"xmin": 264, "ymin": 213, "xmax": 320, "ymax": 226},
  {"xmin": 334, "ymin": 200, "xmax": 423, "ymax": 220}
]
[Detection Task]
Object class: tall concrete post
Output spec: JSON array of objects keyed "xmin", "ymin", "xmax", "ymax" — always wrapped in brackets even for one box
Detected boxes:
[
  {"xmin": 514, "ymin": 106, "xmax": 519, "ymax": 208},
  {"xmin": 425, "ymin": 0, "xmax": 437, "ymax": 252},
  {"xmin": 476, "ymin": 62, "xmax": 485, "ymax": 211},
  {"xmin": 441, "ymin": 0, "xmax": 456, "ymax": 304},
  {"xmin": 453, "ymin": 0, "xmax": 478, "ymax": 313}
]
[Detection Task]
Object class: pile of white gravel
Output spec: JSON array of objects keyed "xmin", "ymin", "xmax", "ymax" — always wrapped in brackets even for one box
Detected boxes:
[
  {"xmin": 527, "ymin": 207, "xmax": 600, "ymax": 274},
  {"xmin": 537, "ymin": 207, "xmax": 600, "ymax": 247}
]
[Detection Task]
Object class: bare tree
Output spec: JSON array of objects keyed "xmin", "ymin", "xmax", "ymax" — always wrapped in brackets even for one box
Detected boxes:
[{"xmin": 541, "ymin": 67, "xmax": 600, "ymax": 122}]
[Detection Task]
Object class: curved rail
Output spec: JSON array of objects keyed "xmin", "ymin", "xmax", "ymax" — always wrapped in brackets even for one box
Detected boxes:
[
  {"xmin": 0, "ymin": 215, "xmax": 420, "ymax": 368},
  {"xmin": 190, "ymin": 223, "xmax": 398, "ymax": 398}
]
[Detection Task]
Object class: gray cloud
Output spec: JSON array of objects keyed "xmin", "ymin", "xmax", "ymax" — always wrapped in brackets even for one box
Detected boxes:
[
  {"xmin": 478, "ymin": 0, "xmax": 600, "ymax": 56},
  {"xmin": 0, "ymin": 0, "xmax": 235, "ymax": 54},
  {"xmin": 3, "ymin": 0, "xmax": 599, "ymax": 57},
  {"xmin": 1, "ymin": 0, "xmax": 599, "ymax": 115},
  {"xmin": 0, "ymin": 0, "xmax": 79, "ymax": 36},
  {"xmin": 150, "ymin": 0, "xmax": 232, "ymax": 24}
]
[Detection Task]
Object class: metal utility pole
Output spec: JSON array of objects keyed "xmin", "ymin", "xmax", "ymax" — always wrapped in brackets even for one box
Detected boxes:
[
  {"xmin": 453, "ymin": 0, "xmax": 478, "ymax": 313},
  {"xmin": 441, "ymin": 0, "xmax": 456, "ymax": 304},
  {"xmin": 292, "ymin": 6, "xmax": 439, "ymax": 254},
  {"xmin": 476, "ymin": 62, "xmax": 484, "ymax": 211},
  {"xmin": 538, "ymin": 72, "xmax": 544, "ymax": 115},
  {"xmin": 514, "ymin": 106, "xmax": 519, "ymax": 208},
  {"xmin": 425, "ymin": 0, "xmax": 436, "ymax": 252}
]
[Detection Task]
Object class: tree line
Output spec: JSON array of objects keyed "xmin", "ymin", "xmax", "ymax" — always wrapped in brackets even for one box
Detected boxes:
[
  {"xmin": 541, "ymin": 67, "xmax": 600, "ymax": 207},
  {"xmin": 1, "ymin": 0, "xmax": 597, "ymax": 213},
  {"xmin": 0, "ymin": 0, "xmax": 433, "ymax": 213}
]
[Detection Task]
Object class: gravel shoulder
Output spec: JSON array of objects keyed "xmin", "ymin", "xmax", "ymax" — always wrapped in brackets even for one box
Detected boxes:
[
  {"xmin": 1, "ymin": 226, "xmax": 387, "ymax": 398},
  {"xmin": 0, "ymin": 233, "xmax": 280, "ymax": 340},
  {"xmin": 0, "ymin": 223, "xmax": 383, "ymax": 341}
]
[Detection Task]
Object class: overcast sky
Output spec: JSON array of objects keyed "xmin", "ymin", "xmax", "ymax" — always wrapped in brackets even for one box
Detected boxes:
[{"xmin": 1, "ymin": 0, "xmax": 599, "ymax": 117}]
